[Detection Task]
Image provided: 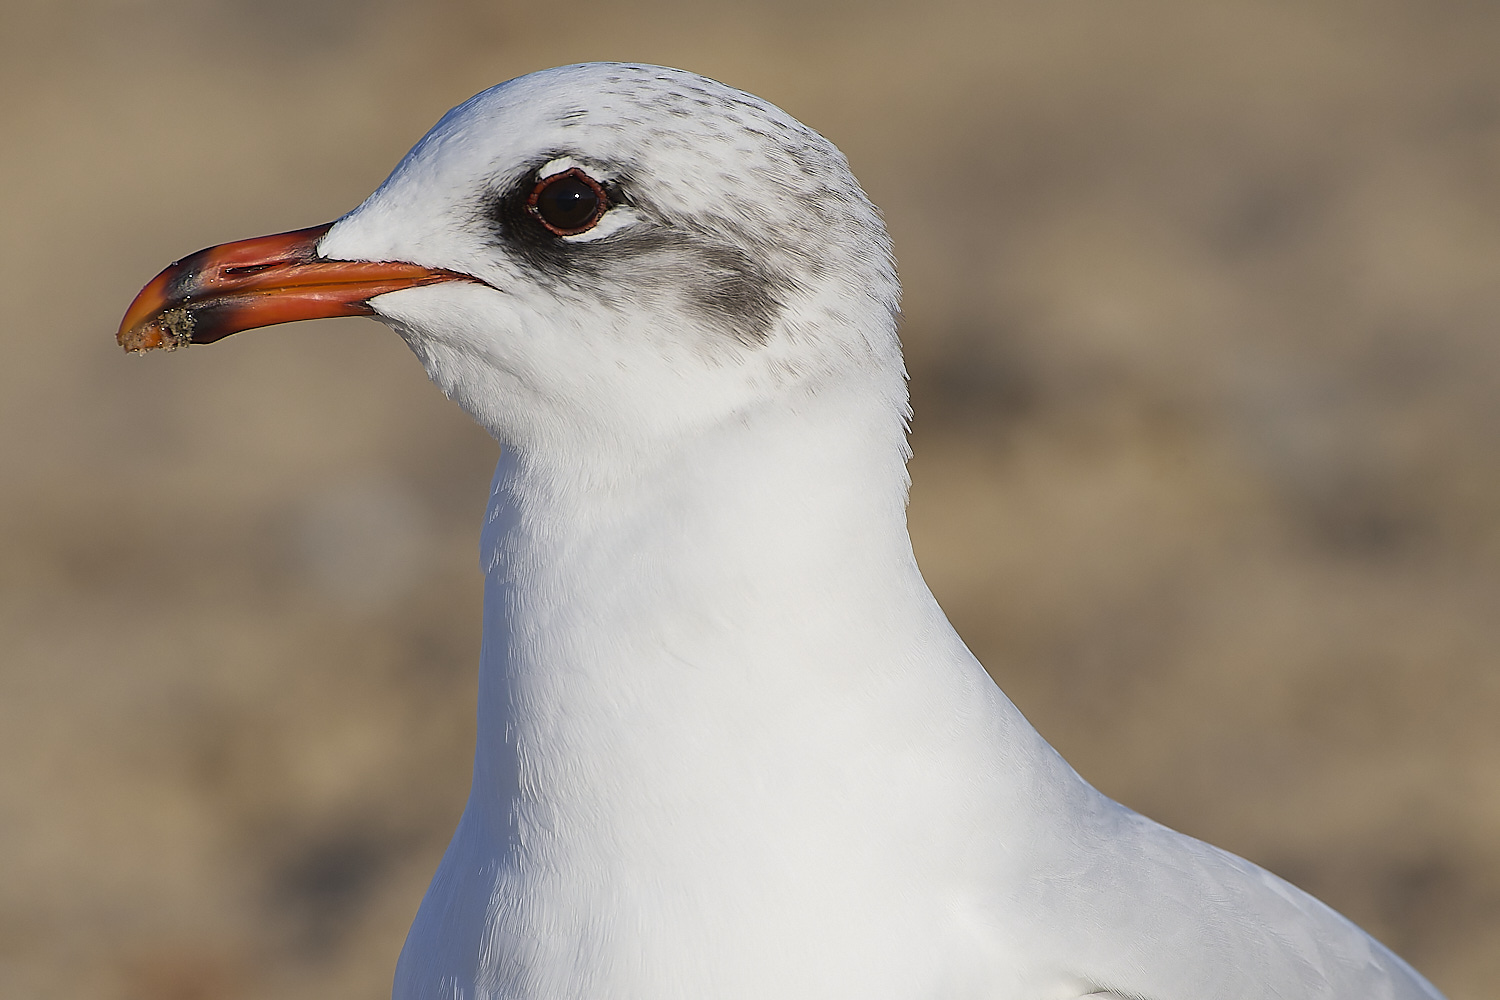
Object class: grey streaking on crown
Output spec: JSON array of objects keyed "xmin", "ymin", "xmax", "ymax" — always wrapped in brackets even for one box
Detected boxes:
[{"xmin": 360, "ymin": 64, "xmax": 897, "ymax": 352}]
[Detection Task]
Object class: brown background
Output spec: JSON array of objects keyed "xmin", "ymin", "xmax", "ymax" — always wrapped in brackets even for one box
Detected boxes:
[{"xmin": 3, "ymin": 1, "xmax": 1498, "ymax": 997}]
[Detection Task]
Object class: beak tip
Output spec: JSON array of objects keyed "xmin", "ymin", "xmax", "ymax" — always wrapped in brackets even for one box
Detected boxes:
[{"xmin": 117, "ymin": 307, "xmax": 193, "ymax": 353}]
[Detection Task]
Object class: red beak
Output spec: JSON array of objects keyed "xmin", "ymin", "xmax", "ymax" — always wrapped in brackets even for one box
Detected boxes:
[{"xmin": 117, "ymin": 223, "xmax": 469, "ymax": 352}]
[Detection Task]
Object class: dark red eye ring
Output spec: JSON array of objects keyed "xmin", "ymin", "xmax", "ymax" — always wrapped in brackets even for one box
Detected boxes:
[{"xmin": 526, "ymin": 167, "xmax": 610, "ymax": 236}]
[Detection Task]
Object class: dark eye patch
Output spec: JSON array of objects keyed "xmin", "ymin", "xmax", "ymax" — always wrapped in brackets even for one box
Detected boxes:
[{"xmin": 481, "ymin": 157, "xmax": 791, "ymax": 346}]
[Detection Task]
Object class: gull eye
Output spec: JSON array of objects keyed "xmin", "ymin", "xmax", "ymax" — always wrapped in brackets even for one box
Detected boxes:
[{"xmin": 527, "ymin": 168, "xmax": 608, "ymax": 236}]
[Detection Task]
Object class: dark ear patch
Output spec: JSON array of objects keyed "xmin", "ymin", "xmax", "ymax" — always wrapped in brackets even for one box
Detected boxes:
[
  {"xmin": 679, "ymin": 240, "xmax": 787, "ymax": 347},
  {"xmin": 594, "ymin": 230, "xmax": 791, "ymax": 348}
]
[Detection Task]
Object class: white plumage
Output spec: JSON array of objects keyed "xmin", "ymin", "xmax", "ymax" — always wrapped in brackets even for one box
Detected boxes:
[{"xmin": 132, "ymin": 62, "xmax": 1448, "ymax": 1000}]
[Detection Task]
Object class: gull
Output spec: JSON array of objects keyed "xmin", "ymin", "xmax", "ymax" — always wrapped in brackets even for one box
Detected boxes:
[{"xmin": 118, "ymin": 63, "xmax": 1446, "ymax": 1000}]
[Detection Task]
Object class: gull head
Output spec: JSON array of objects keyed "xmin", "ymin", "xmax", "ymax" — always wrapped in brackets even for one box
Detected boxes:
[{"xmin": 120, "ymin": 63, "xmax": 905, "ymax": 467}]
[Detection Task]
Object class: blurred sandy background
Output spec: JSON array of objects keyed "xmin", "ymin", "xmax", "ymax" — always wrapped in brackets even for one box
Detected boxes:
[{"xmin": 2, "ymin": 0, "xmax": 1498, "ymax": 997}]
